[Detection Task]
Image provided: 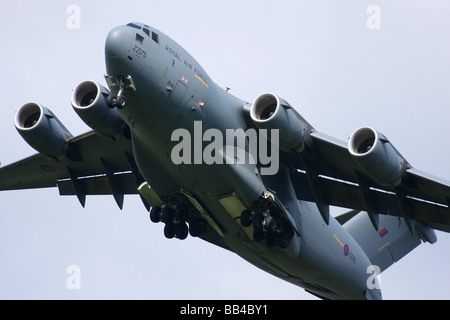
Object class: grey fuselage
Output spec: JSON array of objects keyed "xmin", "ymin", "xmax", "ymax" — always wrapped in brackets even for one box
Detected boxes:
[{"xmin": 104, "ymin": 23, "xmax": 380, "ymax": 300}]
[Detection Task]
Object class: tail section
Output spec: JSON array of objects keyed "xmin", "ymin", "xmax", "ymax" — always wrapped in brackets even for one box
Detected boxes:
[{"xmin": 342, "ymin": 211, "xmax": 436, "ymax": 273}]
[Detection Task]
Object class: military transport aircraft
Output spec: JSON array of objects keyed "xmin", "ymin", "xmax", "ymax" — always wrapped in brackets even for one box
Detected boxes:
[{"xmin": 1, "ymin": 22, "xmax": 449, "ymax": 300}]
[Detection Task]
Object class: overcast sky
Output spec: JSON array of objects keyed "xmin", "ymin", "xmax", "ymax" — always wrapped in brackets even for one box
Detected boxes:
[{"xmin": 0, "ymin": 0, "xmax": 449, "ymax": 300}]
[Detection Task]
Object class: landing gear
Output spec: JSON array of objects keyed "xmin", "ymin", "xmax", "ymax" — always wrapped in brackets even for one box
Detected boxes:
[
  {"xmin": 107, "ymin": 92, "xmax": 126, "ymax": 109},
  {"xmin": 161, "ymin": 206, "xmax": 175, "ymax": 224},
  {"xmin": 174, "ymin": 222, "xmax": 189, "ymax": 240},
  {"xmin": 240, "ymin": 207, "xmax": 294, "ymax": 249},
  {"xmin": 104, "ymin": 74, "xmax": 136, "ymax": 109},
  {"xmin": 150, "ymin": 206, "xmax": 161, "ymax": 223},
  {"xmin": 116, "ymin": 94, "xmax": 126, "ymax": 109},
  {"xmin": 163, "ymin": 223, "xmax": 175, "ymax": 239},
  {"xmin": 240, "ymin": 210, "xmax": 253, "ymax": 227},
  {"xmin": 106, "ymin": 94, "xmax": 117, "ymax": 108},
  {"xmin": 163, "ymin": 221, "xmax": 188, "ymax": 240},
  {"xmin": 149, "ymin": 203, "xmax": 205, "ymax": 241},
  {"xmin": 188, "ymin": 219, "xmax": 206, "ymax": 237}
]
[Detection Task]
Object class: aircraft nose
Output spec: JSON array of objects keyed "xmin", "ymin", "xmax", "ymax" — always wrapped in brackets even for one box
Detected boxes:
[
  {"xmin": 105, "ymin": 26, "xmax": 128, "ymax": 59},
  {"xmin": 105, "ymin": 26, "xmax": 137, "ymax": 76}
]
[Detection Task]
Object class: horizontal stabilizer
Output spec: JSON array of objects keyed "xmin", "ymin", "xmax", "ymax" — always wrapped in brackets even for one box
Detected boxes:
[{"xmin": 343, "ymin": 211, "xmax": 424, "ymax": 273}]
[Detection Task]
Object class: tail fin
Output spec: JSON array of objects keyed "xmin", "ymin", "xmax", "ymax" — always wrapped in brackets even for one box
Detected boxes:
[{"xmin": 342, "ymin": 211, "xmax": 436, "ymax": 272}]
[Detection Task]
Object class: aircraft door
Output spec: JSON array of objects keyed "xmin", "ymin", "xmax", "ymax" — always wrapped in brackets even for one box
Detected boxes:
[{"xmin": 166, "ymin": 80, "xmax": 188, "ymax": 108}]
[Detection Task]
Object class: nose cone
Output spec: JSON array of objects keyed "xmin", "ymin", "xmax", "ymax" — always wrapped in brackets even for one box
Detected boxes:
[
  {"xmin": 105, "ymin": 26, "xmax": 135, "ymax": 75},
  {"xmin": 105, "ymin": 26, "xmax": 128, "ymax": 58}
]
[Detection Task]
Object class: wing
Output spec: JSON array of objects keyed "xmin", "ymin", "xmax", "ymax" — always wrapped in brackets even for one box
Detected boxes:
[
  {"xmin": 0, "ymin": 129, "xmax": 232, "ymax": 251},
  {"xmin": 0, "ymin": 131, "xmax": 144, "ymax": 209},
  {"xmin": 289, "ymin": 129, "xmax": 450, "ymax": 234},
  {"xmin": 242, "ymin": 93, "xmax": 450, "ymax": 235}
]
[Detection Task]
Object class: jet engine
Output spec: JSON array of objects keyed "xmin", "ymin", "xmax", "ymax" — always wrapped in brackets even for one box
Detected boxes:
[
  {"xmin": 348, "ymin": 127, "xmax": 404, "ymax": 186},
  {"xmin": 15, "ymin": 102, "xmax": 73, "ymax": 160},
  {"xmin": 250, "ymin": 93, "xmax": 304, "ymax": 152},
  {"xmin": 71, "ymin": 80, "xmax": 124, "ymax": 139}
]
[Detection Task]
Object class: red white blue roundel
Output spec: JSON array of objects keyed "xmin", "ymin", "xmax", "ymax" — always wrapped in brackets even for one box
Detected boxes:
[{"xmin": 343, "ymin": 244, "xmax": 350, "ymax": 256}]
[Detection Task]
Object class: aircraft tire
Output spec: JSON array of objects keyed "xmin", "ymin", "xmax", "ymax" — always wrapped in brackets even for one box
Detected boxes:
[
  {"xmin": 174, "ymin": 204, "xmax": 188, "ymax": 221},
  {"xmin": 161, "ymin": 206, "xmax": 175, "ymax": 224},
  {"xmin": 277, "ymin": 233, "xmax": 291, "ymax": 249},
  {"xmin": 117, "ymin": 95, "xmax": 126, "ymax": 109},
  {"xmin": 265, "ymin": 233, "xmax": 277, "ymax": 247},
  {"xmin": 240, "ymin": 210, "xmax": 253, "ymax": 227},
  {"xmin": 265, "ymin": 216, "xmax": 278, "ymax": 233},
  {"xmin": 107, "ymin": 95, "xmax": 117, "ymax": 108},
  {"xmin": 175, "ymin": 222, "xmax": 189, "ymax": 240},
  {"xmin": 253, "ymin": 229, "xmax": 265, "ymax": 243},
  {"xmin": 189, "ymin": 220, "xmax": 205, "ymax": 237},
  {"xmin": 252, "ymin": 213, "xmax": 265, "ymax": 231},
  {"xmin": 164, "ymin": 223, "xmax": 176, "ymax": 239},
  {"xmin": 150, "ymin": 206, "xmax": 162, "ymax": 223}
]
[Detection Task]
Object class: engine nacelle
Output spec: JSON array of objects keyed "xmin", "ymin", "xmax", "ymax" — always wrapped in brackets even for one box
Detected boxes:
[
  {"xmin": 71, "ymin": 80, "xmax": 124, "ymax": 139},
  {"xmin": 250, "ymin": 93, "xmax": 304, "ymax": 151},
  {"xmin": 348, "ymin": 127, "xmax": 403, "ymax": 186},
  {"xmin": 15, "ymin": 102, "xmax": 73, "ymax": 160}
]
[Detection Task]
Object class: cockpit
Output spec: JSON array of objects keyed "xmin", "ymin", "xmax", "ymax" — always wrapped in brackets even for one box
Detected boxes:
[{"xmin": 126, "ymin": 22, "xmax": 160, "ymax": 44}]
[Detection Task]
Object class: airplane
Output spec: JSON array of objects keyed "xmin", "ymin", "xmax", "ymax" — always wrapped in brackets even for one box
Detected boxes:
[{"xmin": 1, "ymin": 22, "xmax": 449, "ymax": 300}]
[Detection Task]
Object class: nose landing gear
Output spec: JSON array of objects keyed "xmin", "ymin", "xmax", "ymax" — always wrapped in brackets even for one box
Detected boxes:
[
  {"xmin": 104, "ymin": 74, "xmax": 136, "ymax": 109},
  {"xmin": 107, "ymin": 94, "xmax": 126, "ymax": 109}
]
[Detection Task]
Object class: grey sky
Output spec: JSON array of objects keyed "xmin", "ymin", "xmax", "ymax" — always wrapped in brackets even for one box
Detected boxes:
[{"xmin": 0, "ymin": 1, "xmax": 449, "ymax": 299}]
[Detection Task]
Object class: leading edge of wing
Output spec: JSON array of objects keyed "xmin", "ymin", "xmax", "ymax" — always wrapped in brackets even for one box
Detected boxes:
[
  {"xmin": 0, "ymin": 153, "xmax": 59, "ymax": 191},
  {"xmin": 0, "ymin": 131, "xmax": 140, "ymax": 208},
  {"xmin": 289, "ymin": 129, "xmax": 450, "ymax": 233}
]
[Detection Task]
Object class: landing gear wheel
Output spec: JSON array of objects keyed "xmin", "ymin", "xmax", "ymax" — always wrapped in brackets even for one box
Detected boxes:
[
  {"xmin": 164, "ymin": 223, "xmax": 176, "ymax": 239},
  {"xmin": 175, "ymin": 222, "xmax": 189, "ymax": 240},
  {"xmin": 161, "ymin": 206, "xmax": 175, "ymax": 224},
  {"xmin": 189, "ymin": 219, "xmax": 205, "ymax": 237},
  {"xmin": 252, "ymin": 213, "xmax": 265, "ymax": 231},
  {"xmin": 240, "ymin": 210, "xmax": 253, "ymax": 227},
  {"xmin": 107, "ymin": 95, "xmax": 117, "ymax": 108},
  {"xmin": 175, "ymin": 204, "xmax": 188, "ymax": 221},
  {"xmin": 116, "ymin": 94, "xmax": 126, "ymax": 109},
  {"xmin": 253, "ymin": 228, "xmax": 265, "ymax": 243},
  {"xmin": 277, "ymin": 233, "xmax": 291, "ymax": 249},
  {"xmin": 265, "ymin": 216, "xmax": 278, "ymax": 233},
  {"xmin": 265, "ymin": 233, "xmax": 278, "ymax": 247},
  {"xmin": 150, "ymin": 206, "xmax": 161, "ymax": 223}
]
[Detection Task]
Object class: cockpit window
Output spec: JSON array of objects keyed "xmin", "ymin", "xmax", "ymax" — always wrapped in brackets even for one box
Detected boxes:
[
  {"xmin": 151, "ymin": 32, "xmax": 160, "ymax": 44},
  {"xmin": 127, "ymin": 22, "xmax": 160, "ymax": 45},
  {"xmin": 127, "ymin": 23, "xmax": 142, "ymax": 30},
  {"xmin": 135, "ymin": 33, "xmax": 144, "ymax": 44}
]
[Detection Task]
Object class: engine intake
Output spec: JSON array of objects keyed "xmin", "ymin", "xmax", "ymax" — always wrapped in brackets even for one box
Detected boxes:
[
  {"xmin": 250, "ymin": 93, "xmax": 304, "ymax": 151},
  {"xmin": 15, "ymin": 103, "xmax": 73, "ymax": 160},
  {"xmin": 71, "ymin": 80, "xmax": 124, "ymax": 139},
  {"xmin": 348, "ymin": 127, "xmax": 403, "ymax": 186}
]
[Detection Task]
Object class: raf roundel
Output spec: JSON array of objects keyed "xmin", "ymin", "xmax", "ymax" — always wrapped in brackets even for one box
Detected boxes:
[{"xmin": 344, "ymin": 244, "xmax": 350, "ymax": 256}]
